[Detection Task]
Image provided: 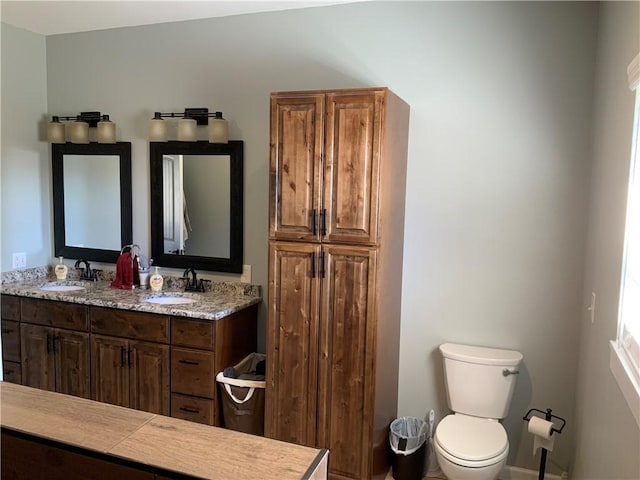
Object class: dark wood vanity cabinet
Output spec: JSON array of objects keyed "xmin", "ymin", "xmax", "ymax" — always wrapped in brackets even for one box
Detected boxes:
[{"xmin": 1, "ymin": 294, "xmax": 258, "ymax": 428}]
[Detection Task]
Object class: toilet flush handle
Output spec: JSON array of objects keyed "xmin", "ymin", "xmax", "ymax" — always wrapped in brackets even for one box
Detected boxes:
[{"xmin": 502, "ymin": 368, "xmax": 520, "ymax": 376}]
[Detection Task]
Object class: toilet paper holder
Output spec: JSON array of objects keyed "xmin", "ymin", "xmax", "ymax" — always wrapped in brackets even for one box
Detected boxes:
[
  {"xmin": 522, "ymin": 408, "xmax": 567, "ymax": 435},
  {"xmin": 523, "ymin": 408, "xmax": 566, "ymax": 480},
  {"xmin": 523, "ymin": 408, "xmax": 566, "ymax": 435}
]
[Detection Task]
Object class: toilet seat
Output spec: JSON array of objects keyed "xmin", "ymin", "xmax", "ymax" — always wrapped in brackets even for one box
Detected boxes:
[{"xmin": 434, "ymin": 414, "xmax": 508, "ymax": 468}]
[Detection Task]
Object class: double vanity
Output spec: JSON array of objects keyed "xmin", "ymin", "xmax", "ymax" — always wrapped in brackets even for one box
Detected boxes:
[{"xmin": 1, "ymin": 273, "xmax": 260, "ymax": 426}]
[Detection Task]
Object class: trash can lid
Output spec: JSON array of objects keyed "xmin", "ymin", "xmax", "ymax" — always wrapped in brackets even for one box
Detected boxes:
[{"xmin": 434, "ymin": 414, "xmax": 507, "ymax": 462}]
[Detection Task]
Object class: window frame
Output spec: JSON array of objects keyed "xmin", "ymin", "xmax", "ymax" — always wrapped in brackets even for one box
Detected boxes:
[{"xmin": 611, "ymin": 52, "xmax": 640, "ymax": 429}]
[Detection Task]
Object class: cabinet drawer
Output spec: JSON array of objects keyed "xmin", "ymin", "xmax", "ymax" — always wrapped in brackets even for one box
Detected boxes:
[
  {"xmin": 1, "ymin": 320, "xmax": 20, "ymax": 362},
  {"xmin": 171, "ymin": 347, "xmax": 215, "ymax": 398},
  {"xmin": 1, "ymin": 295, "xmax": 20, "ymax": 321},
  {"xmin": 171, "ymin": 318, "xmax": 214, "ymax": 349},
  {"xmin": 91, "ymin": 308, "xmax": 169, "ymax": 343},
  {"xmin": 21, "ymin": 298, "xmax": 88, "ymax": 331},
  {"xmin": 171, "ymin": 393, "xmax": 214, "ymax": 425},
  {"xmin": 3, "ymin": 361, "xmax": 21, "ymax": 384}
]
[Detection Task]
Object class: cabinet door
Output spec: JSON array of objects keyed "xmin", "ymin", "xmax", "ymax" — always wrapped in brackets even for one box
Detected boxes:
[
  {"xmin": 55, "ymin": 329, "xmax": 90, "ymax": 399},
  {"xmin": 92, "ymin": 335, "xmax": 129, "ymax": 408},
  {"xmin": 129, "ymin": 340, "xmax": 170, "ymax": 415},
  {"xmin": 324, "ymin": 91, "xmax": 382, "ymax": 245},
  {"xmin": 20, "ymin": 324, "xmax": 56, "ymax": 392},
  {"xmin": 265, "ymin": 242, "xmax": 320, "ymax": 446},
  {"xmin": 2, "ymin": 320, "xmax": 21, "ymax": 363},
  {"xmin": 269, "ymin": 93, "xmax": 324, "ymax": 242},
  {"xmin": 317, "ymin": 245, "xmax": 377, "ymax": 480}
]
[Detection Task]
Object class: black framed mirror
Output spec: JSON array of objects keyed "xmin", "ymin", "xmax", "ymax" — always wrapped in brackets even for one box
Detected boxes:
[
  {"xmin": 52, "ymin": 142, "xmax": 133, "ymax": 263},
  {"xmin": 150, "ymin": 141, "xmax": 243, "ymax": 273}
]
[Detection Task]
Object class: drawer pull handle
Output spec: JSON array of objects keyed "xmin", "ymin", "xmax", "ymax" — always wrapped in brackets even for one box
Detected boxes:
[
  {"xmin": 179, "ymin": 406, "xmax": 201, "ymax": 414},
  {"xmin": 178, "ymin": 359, "xmax": 200, "ymax": 366},
  {"xmin": 1, "ymin": 328, "xmax": 12, "ymax": 334}
]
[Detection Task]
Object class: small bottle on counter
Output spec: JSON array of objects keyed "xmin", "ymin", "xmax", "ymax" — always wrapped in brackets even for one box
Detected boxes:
[
  {"xmin": 54, "ymin": 257, "xmax": 68, "ymax": 281},
  {"xmin": 149, "ymin": 266, "xmax": 163, "ymax": 292}
]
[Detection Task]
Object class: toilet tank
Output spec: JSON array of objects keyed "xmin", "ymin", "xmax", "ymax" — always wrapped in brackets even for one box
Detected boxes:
[{"xmin": 440, "ymin": 343, "xmax": 523, "ymax": 419}]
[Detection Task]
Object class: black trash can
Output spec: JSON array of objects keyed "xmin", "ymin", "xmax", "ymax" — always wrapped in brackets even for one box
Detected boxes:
[
  {"xmin": 389, "ymin": 417, "xmax": 428, "ymax": 480},
  {"xmin": 216, "ymin": 353, "xmax": 266, "ymax": 436}
]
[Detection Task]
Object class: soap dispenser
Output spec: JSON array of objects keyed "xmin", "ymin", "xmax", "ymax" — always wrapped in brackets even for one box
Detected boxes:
[
  {"xmin": 149, "ymin": 266, "xmax": 163, "ymax": 292},
  {"xmin": 54, "ymin": 257, "xmax": 68, "ymax": 281}
]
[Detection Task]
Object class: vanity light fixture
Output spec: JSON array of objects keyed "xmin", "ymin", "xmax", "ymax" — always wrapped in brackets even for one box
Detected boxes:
[
  {"xmin": 148, "ymin": 108, "xmax": 229, "ymax": 144},
  {"xmin": 47, "ymin": 111, "xmax": 117, "ymax": 144}
]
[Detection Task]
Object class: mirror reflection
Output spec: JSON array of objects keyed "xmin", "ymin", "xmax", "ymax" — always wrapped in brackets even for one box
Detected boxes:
[
  {"xmin": 150, "ymin": 141, "xmax": 243, "ymax": 273},
  {"xmin": 162, "ymin": 154, "xmax": 230, "ymax": 258},
  {"xmin": 52, "ymin": 142, "xmax": 132, "ymax": 263},
  {"xmin": 64, "ymin": 154, "xmax": 122, "ymax": 250}
]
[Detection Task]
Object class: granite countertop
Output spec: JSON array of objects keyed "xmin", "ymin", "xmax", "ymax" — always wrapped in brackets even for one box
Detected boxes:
[{"xmin": 0, "ymin": 267, "xmax": 261, "ymax": 321}]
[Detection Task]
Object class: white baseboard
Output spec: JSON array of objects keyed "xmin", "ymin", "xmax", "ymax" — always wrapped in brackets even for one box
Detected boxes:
[{"xmin": 499, "ymin": 465, "xmax": 565, "ymax": 480}]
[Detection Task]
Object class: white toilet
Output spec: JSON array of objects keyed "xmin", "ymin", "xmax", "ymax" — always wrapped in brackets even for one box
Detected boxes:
[{"xmin": 434, "ymin": 343, "xmax": 523, "ymax": 480}]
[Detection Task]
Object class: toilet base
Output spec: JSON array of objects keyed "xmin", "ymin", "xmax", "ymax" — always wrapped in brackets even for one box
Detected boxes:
[{"xmin": 436, "ymin": 452, "xmax": 504, "ymax": 480}]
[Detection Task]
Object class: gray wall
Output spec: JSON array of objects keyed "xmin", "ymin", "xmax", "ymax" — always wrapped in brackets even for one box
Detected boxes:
[
  {"xmin": 3, "ymin": 2, "xmax": 636, "ymax": 475},
  {"xmin": 573, "ymin": 2, "xmax": 640, "ymax": 478},
  {"xmin": 1, "ymin": 22, "xmax": 50, "ymax": 271}
]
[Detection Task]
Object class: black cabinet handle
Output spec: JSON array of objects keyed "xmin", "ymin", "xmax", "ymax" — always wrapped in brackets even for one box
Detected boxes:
[
  {"xmin": 179, "ymin": 406, "xmax": 201, "ymax": 414},
  {"xmin": 312, "ymin": 209, "xmax": 317, "ymax": 235},
  {"xmin": 178, "ymin": 359, "xmax": 200, "ymax": 366},
  {"xmin": 128, "ymin": 348, "xmax": 132, "ymax": 368},
  {"xmin": 46, "ymin": 333, "xmax": 51, "ymax": 354},
  {"xmin": 320, "ymin": 208, "xmax": 327, "ymax": 237},
  {"xmin": 120, "ymin": 346, "xmax": 126, "ymax": 367},
  {"xmin": 311, "ymin": 252, "xmax": 316, "ymax": 278},
  {"xmin": 320, "ymin": 251, "xmax": 325, "ymax": 278},
  {"xmin": 53, "ymin": 335, "xmax": 58, "ymax": 354},
  {"xmin": 1, "ymin": 328, "xmax": 11, "ymax": 334}
]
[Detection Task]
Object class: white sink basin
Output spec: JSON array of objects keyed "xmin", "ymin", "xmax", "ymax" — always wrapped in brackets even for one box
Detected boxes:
[
  {"xmin": 40, "ymin": 283, "xmax": 86, "ymax": 292},
  {"xmin": 144, "ymin": 295, "xmax": 198, "ymax": 305}
]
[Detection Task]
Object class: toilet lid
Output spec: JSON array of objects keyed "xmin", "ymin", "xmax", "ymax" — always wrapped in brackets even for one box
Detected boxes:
[{"xmin": 435, "ymin": 415, "xmax": 508, "ymax": 462}]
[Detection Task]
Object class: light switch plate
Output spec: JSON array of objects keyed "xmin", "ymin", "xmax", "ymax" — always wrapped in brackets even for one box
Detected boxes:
[{"xmin": 240, "ymin": 264, "xmax": 251, "ymax": 283}]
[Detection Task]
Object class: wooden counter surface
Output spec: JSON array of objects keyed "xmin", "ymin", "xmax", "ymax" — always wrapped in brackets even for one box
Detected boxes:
[
  {"xmin": 0, "ymin": 383, "xmax": 328, "ymax": 480},
  {"xmin": 0, "ymin": 382, "xmax": 154, "ymax": 452}
]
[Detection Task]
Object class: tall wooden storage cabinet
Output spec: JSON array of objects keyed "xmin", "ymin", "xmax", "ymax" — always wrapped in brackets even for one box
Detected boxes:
[{"xmin": 266, "ymin": 88, "xmax": 409, "ymax": 480}]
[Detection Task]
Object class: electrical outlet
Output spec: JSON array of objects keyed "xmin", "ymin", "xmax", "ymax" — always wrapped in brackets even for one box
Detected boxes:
[
  {"xmin": 240, "ymin": 264, "xmax": 251, "ymax": 283},
  {"xmin": 12, "ymin": 252, "xmax": 26, "ymax": 269}
]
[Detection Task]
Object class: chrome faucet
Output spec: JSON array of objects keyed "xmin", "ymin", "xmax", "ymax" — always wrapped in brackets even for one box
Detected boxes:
[
  {"xmin": 74, "ymin": 259, "xmax": 101, "ymax": 281},
  {"xmin": 182, "ymin": 268, "xmax": 208, "ymax": 292}
]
